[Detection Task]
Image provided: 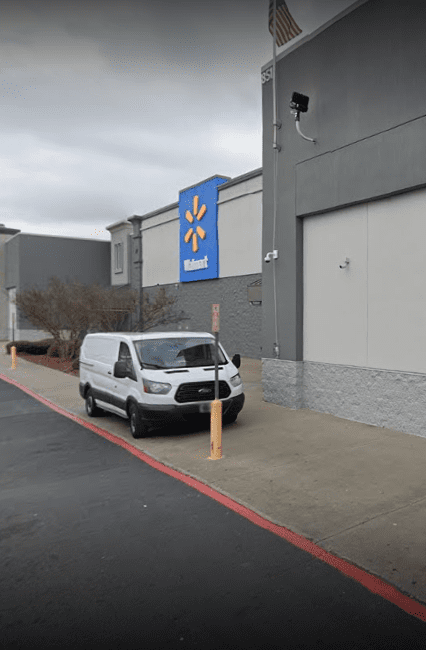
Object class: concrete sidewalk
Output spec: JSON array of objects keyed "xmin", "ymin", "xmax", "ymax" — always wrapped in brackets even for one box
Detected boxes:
[{"xmin": 1, "ymin": 342, "xmax": 426, "ymax": 608}]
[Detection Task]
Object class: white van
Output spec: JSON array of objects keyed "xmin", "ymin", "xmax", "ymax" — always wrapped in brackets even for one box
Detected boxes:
[{"xmin": 79, "ymin": 331, "xmax": 245, "ymax": 438}]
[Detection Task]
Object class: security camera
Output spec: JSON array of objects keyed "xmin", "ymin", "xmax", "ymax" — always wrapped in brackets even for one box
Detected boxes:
[
  {"xmin": 290, "ymin": 91, "xmax": 310, "ymax": 113},
  {"xmin": 264, "ymin": 250, "xmax": 278, "ymax": 263},
  {"xmin": 290, "ymin": 91, "xmax": 316, "ymax": 143}
]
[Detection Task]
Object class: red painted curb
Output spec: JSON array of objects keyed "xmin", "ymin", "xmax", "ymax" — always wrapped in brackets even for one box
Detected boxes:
[{"xmin": 2, "ymin": 371, "xmax": 426, "ymax": 623}]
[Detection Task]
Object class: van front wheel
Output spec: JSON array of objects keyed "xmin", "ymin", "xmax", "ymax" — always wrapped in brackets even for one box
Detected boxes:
[
  {"xmin": 129, "ymin": 403, "xmax": 149, "ymax": 439},
  {"xmin": 223, "ymin": 407, "xmax": 239, "ymax": 425},
  {"xmin": 85, "ymin": 390, "xmax": 103, "ymax": 417}
]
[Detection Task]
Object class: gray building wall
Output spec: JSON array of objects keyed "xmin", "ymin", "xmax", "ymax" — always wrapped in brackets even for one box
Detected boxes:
[
  {"xmin": 4, "ymin": 235, "xmax": 20, "ymax": 293},
  {"xmin": 263, "ymin": 0, "xmax": 426, "ymax": 358},
  {"xmin": 0, "ymin": 225, "xmax": 20, "ymax": 339},
  {"xmin": 263, "ymin": 0, "xmax": 426, "ymax": 363},
  {"xmin": 141, "ymin": 274, "xmax": 262, "ymax": 360},
  {"xmin": 5, "ymin": 233, "xmax": 110, "ymax": 338},
  {"xmin": 261, "ymin": 0, "xmax": 426, "ymax": 432}
]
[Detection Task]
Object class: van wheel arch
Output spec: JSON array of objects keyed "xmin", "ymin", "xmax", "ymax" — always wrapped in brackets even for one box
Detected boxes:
[
  {"xmin": 85, "ymin": 387, "xmax": 103, "ymax": 417},
  {"xmin": 83, "ymin": 383, "xmax": 92, "ymax": 398}
]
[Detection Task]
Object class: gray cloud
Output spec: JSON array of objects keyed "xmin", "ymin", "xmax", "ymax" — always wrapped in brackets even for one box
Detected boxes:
[{"xmin": 0, "ymin": 0, "xmax": 359, "ymax": 238}]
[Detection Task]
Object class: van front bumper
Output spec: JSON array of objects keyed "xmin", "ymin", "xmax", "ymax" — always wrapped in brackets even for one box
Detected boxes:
[{"xmin": 138, "ymin": 392, "xmax": 245, "ymax": 424}]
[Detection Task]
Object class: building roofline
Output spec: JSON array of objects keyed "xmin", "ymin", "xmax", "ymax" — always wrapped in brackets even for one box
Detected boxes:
[
  {"xmin": 128, "ymin": 169, "xmax": 262, "ymax": 223},
  {"xmin": 0, "ymin": 226, "xmax": 21, "ymax": 236},
  {"xmin": 129, "ymin": 200, "xmax": 179, "ymax": 223},
  {"xmin": 179, "ymin": 174, "xmax": 231, "ymax": 195},
  {"xmin": 5, "ymin": 232, "xmax": 110, "ymax": 243},
  {"xmin": 105, "ymin": 219, "xmax": 133, "ymax": 231},
  {"xmin": 218, "ymin": 167, "xmax": 262, "ymax": 190}
]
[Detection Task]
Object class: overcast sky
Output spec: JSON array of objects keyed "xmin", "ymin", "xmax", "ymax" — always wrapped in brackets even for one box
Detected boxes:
[{"xmin": 1, "ymin": 0, "xmax": 363, "ymax": 241}]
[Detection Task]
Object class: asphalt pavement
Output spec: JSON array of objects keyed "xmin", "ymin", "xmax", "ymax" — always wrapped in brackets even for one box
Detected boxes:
[
  {"xmin": 1, "ymin": 376, "xmax": 426, "ymax": 648},
  {"xmin": 1, "ymin": 342, "xmax": 426, "ymax": 632}
]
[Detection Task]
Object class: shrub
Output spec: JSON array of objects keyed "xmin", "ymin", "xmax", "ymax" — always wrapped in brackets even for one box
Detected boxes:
[
  {"xmin": 5, "ymin": 337, "xmax": 82, "ymax": 359},
  {"xmin": 6, "ymin": 340, "xmax": 27, "ymax": 355},
  {"xmin": 5, "ymin": 339, "xmax": 55, "ymax": 355}
]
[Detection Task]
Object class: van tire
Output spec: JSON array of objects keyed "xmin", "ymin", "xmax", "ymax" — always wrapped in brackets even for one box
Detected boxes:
[
  {"xmin": 129, "ymin": 403, "xmax": 149, "ymax": 439},
  {"xmin": 85, "ymin": 390, "xmax": 103, "ymax": 417},
  {"xmin": 223, "ymin": 411, "xmax": 238, "ymax": 425}
]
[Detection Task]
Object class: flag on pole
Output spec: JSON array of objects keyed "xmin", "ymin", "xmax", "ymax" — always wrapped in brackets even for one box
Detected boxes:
[{"xmin": 268, "ymin": 0, "xmax": 302, "ymax": 47}]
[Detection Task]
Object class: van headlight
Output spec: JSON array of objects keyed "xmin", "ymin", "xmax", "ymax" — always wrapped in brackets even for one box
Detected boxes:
[
  {"xmin": 143, "ymin": 378, "xmax": 172, "ymax": 394},
  {"xmin": 230, "ymin": 373, "xmax": 242, "ymax": 388}
]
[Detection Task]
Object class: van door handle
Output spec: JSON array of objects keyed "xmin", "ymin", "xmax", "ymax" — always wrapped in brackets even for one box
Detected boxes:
[{"xmin": 108, "ymin": 371, "xmax": 112, "ymax": 375}]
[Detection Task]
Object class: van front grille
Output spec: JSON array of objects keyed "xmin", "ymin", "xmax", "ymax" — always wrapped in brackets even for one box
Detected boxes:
[{"xmin": 175, "ymin": 381, "xmax": 231, "ymax": 403}]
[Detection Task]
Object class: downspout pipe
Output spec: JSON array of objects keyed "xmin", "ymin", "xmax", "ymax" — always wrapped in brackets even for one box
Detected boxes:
[{"xmin": 271, "ymin": 2, "xmax": 280, "ymax": 359}]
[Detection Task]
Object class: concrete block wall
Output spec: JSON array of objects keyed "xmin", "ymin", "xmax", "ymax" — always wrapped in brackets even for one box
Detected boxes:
[{"xmin": 141, "ymin": 273, "xmax": 262, "ymax": 360}]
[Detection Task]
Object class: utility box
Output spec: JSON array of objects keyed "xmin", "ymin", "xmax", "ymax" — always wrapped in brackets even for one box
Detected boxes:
[{"xmin": 247, "ymin": 279, "xmax": 262, "ymax": 304}]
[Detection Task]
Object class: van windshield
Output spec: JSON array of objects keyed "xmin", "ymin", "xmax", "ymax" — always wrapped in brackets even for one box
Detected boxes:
[{"xmin": 133, "ymin": 337, "xmax": 227, "ymax": 369}]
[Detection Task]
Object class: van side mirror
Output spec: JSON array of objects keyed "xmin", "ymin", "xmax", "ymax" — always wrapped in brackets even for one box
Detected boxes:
[
  {"xmin": 114, "ymin": 360, "xmax": 128, "ymax": 378},
  {"xmin": 232, "ymin": 354, "xmax": 241, "ymax": 369}
]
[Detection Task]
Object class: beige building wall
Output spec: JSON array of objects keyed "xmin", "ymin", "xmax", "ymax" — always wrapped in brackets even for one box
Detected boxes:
[
  {"xmin": 142, "ymin": 206, "xmax": 180, "ymax": 287},
  {"xmin": 217, "ymin": 172, "xmax": 262, "ymax": 278},
  {"xmin": 127, "ymin": 171, "xmax": 263, "ymax": 290},
  {"xmin": 107, "ymin": 220, "xmax": 133, "ymax": 287}
]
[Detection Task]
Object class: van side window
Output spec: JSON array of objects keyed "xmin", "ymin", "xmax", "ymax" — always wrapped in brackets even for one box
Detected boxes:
[{"xmin": 118, "ymin": 342, "xmax": 135, "ymax": 375}]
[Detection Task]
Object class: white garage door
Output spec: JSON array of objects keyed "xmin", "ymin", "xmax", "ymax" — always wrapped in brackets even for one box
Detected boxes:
[{"xmin": 304, "ymin": 188, "xmax": 426, "ymax": 374}]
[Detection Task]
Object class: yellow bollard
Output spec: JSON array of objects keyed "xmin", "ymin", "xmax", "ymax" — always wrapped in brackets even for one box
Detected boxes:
[
  {"xmin": 11, "ymin": 345, "xmax": 16, "ymax": 369},
  {"xmin": 208, "ymin": 399, "xmax": 222, "ymax": 460}
]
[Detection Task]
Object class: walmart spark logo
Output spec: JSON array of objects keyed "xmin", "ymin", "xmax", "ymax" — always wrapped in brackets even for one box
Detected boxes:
[
  {"xmin": 184, "ymin": 195, "xmax": 206, "ymax": 253},
  {"xmin": 180, "ymin": 175, "xmax": 227, "ymax": 281}
]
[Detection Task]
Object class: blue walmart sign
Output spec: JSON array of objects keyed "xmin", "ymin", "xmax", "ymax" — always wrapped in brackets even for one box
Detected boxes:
[{"xmin": 179, "ymin": 176, "xmax": 229, "ymax": 283}]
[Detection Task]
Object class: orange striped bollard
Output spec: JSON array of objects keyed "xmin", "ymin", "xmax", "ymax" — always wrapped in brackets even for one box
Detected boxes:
[
  {"xmin": 11, "ymin": 345, "xmax": 16, "ymax": 369},
  {"xmin": 208, "ymin": 399, "xmax": 222, "ymax": 460},
  {"xmin": 208, "ymin": 305, "xmax": 222, "ymax": 460}
]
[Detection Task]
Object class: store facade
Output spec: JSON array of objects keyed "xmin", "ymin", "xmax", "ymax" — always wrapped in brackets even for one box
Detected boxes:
[{"xmin": 107, "ymin": 168, "xmax": 263, "ymax": 360}]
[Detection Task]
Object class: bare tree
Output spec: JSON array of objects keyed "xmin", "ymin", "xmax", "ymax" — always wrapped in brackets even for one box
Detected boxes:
[
  {"xmin": 84, "ymin": 283, "xmax": 138, "ymax": 333},
  {"xmin": 13, "ymin": 277, "xmax": 75, "ymax": 358},
  {"xmin": 131, "ymin": 287, "xmax": 190, "ymax": 332},
  {"xmin": 14, "ymin": 278, "xmax": 190, "ymax": 358}
]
